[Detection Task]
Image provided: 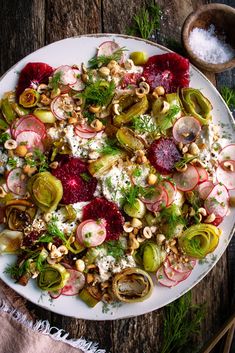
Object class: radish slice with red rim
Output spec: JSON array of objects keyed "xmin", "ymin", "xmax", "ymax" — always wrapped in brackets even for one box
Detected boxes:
[
  {"xmin": 216, "ymin": 160, "xmax": 235, "ymax": 190},
  {"xmin": 197, "ymin": 180, "xmax": 214, "ymax": 200},
  {"xmin": 49, "ymin": 289, "xmax": 62, "ymax": 299},
  {"xmin": 164, "ymin": 259, "xmax": 192, "ymax": 282},
  {"xmin": 7, "ymin": 168, "xmax": 27, "ymax": 196},
  {"xmin": 211, "ymin": 215, "xmax": 224, "ymax": 226},
  {"xmin": 160, "ymin": 180, "xmax": 176, "ymax": 206},
  {"xmin": 12, "ymin": 115, "xmax": 46, "ymax": 139},
  {"xmin": 196, "ymin": 166, "xmax": 208, "ymax": 184},
  {"xmin": 76, "ymin": 219, "xmax": 107, "ymax": 247},
  {"xmin": 97, "ymin": 41, "xmax": 122, "ymax": 59},
  {"xmin": 53, "ymin": 65, "xmax": 77, "ymax": 85},
  {"xmin": 156, "ymin": 266, "xmax": 178, "ymax": 287},
  {"xmin": 51, "ymin": 95, "xmax": 75, "ymax": 120},
  {"xmin": 16, "ymin": 130, "xmax": 44, "ymax": 152},
  {"xmin": 173, "ymin": 165, "xmax": 199, "ymax": 191},
  {"xmin": 167, "ymin": 255, "xmax": 196, "ymax": 274},
  {"xmin": 172, "ymin": 116, "xmax": 201, "ymax": 144},
  {"xmin": 146, "ymin": 187, "xmax": 168, "ymax": 212},
  {"xmin": 218, "ymin": 144, "xmax": 235, "ymax": 163},
  {"xmin": 204, "ymin": 183, "xmax": 229, "ymax": 218},
  {"xmin": 74, "ymin": 127, "xmax": 97, "ymax": 139},
  {"xmin": 61, "ymin": 269, "xmax": 85, "ymax": 296},
  {"xmin": 75, "ymin": 123, "xmax": 97, "ymax": 133},
  {"xmin": 69, "ymin": 69, "xmax": 85, "ymax": 91}
]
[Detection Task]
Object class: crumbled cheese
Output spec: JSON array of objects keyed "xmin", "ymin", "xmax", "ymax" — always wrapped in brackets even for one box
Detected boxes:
[
  {"xmin": 72, "ymin": 201, "xmax": 90, "ymax": 221},
  {"xmin": 0, "ymin": 150, "xmax": 8, "ymax": 174},
  {"xmin": 189, "ymin": 25, "xmax": 235, "ymax": 64},
  {"xmin": 101, "ymin": 166, "xmax": 131, "ymax": 206},
  {"xmin": 95, "ymin": 255, "xmax": 136, "ymax": 282},
  {"xmin": 173, "ymin": 190, "xmax": 185, "ymax": 207},
  {"xmin": 24, "ymin": 218, "xmax": 46, "ymax": 236},
  {"xmin": 47, "ymin": 127, "xmax": 61, "ymax": 141}
]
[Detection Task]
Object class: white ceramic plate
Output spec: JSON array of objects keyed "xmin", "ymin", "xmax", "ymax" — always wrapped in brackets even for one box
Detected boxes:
[{"xmin": 0, "ymin": 34, "xmax": 234, "ymax": 320}]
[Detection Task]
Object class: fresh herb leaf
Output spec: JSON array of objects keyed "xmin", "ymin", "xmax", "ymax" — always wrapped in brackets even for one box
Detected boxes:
[
  {"xmin": 4, "ymin": 259, "xmax": 30, "ymax": 280},
  {"xmin": 98, "ymin": 138, "xmax": 121, "ymax": 155},
  {"xmin": 221, "ymin": 86, "xmax": 235, "ymax": 110},
  {"xmin": 132, "ymin": 166, "xmax": 142, "ymax": 178},
  {"xmin": 106, "ymin": 240, "xmax": 125, "ymax": 260},
  {"xmin": 7, "ymin": 157, "xmax": 17, "ymax": 168},
  {"xmin": 81, "ymin": 80, "xmax": 115, "ymax": 107},
  {"xmin": 160, "ymin": 204, "xmax": 185, "ymax": 238},
  {"xmin": 25, "ymin": 148, "xmax": 49, "ymax": 172},
  {"xmin": 105, "ymin": 176, "xmax": 113, "ymax": 191},
  {"xmin": 51, "ymin": 71, "xmax": 62, "ymax": 91},
  {"xmin": 122, "ymin": 185, "xmax": 155, "ymax": 207},
  {"xmin": 161, "ymin": 291, "xmax": 205, "ymax": 353},
  {"xmin": 132, "ymin": 115, "xmax": 158, "ymax": 137},
  {"xmin": 0, "ymin": 132, "xmax": 10, "ymax": 144},
  {"xmin": 127, "ymin": 4, "xmax": 161, "ymax": 39},
  {"xmin": 83, "ymin": 110, "xmax": 96, "ymax": 124},
  {"xmin": 174, "ymin": 155, "xmax": 198, "ymax": 169},
  {"xmin": 39, "ymin": 218, "xmax": 67, "ymax": 243},
  {"xmin": 158, "ymin": 105, "xmax": 181, "ymax": 133},
  {"xmin": 80, "ymin": 172, "xmax": 91, "ymax": 182},
  {"xmin": 88, "ymin": 47, "xmax": 127, "ymax": 69}
]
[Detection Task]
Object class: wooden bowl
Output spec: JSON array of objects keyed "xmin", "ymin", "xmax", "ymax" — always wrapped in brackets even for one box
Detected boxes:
[{"xmin": 182, "ymin": 3, "xmax": 235, "ymax": 73}]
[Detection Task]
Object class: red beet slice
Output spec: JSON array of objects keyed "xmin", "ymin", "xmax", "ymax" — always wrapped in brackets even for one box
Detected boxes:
[
  {"xmin": 51, "ymin": 156, "xmax": 97, "ymax": 204},
  {"xmin": 142, "ymin": 53, "xmax": 189, "ymax": 93},
  {"xmin": 120, "ymin": 73, "xmax": 142, "ymax": 88},
  {"xmin": 148, "ymin": 138, "xmax": 181, "ymax": 174},
  {"xmin": 82, "ymin": 197, "xmax": 124, "ymax": 240},
  {"xmin": 16, "ymin": 62, "xmax": 54, "ymax": 97}
]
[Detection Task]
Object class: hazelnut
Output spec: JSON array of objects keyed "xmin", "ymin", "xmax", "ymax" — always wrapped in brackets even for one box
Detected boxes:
[
  {"xmin": 14, "ymin": 144, "xmax": 28, "ymax": 157},
  {"xmin": 4, "ymin": 139, "xmax": 17, "ymax": 150}
]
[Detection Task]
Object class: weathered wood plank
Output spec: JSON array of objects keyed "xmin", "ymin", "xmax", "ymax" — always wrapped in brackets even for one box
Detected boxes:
[{"xmin": 0, "ymin": 0, "xmax": 45, "ymax": 75}]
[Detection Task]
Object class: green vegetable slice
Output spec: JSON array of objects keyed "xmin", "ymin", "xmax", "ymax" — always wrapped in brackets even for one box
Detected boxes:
[{"xmin": 37, "ymin": 264, "xmax": 69, "ymax": 291}]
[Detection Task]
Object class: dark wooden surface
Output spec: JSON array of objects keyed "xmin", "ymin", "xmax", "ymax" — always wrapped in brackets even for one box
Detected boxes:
[{"xmin": 0, "ymin": 1, "xmax": 234, "ymax": 352}]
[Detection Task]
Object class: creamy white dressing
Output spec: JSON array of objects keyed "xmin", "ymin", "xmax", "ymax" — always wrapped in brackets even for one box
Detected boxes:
[{"xmin": 95, "ymin": 254, "xmax": 136, "ymax": 282}]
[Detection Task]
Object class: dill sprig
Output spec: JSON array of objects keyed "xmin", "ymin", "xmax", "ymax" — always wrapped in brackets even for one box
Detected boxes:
[
  {"xmin": 0, "ymin": 132, "xmax": 10, "ymax": 144},
  {"xmin": 106, "ymin": 240, "xmax": 125, "ymax": 260},
  {"xmin": 7, "ymin": 157, "xmax": 17, "ymax": 168},
  {"xmin": 4, "ymin": 259, "xmax": 30, "ymax": 280},
  {"xmin": 81, "ymin": 80, "xmax": 115, "ymax": 107},
  {"xmin": 88, "ymin": 47, "xmax": 127, "ymax": 69},
  {"xmin": 38, "ymin": 217, "xmax": 67, "ymax": 243},
  {"xmin": 128, "ymin": 4, "xmax": 161, "ymax": 39},
  {"xmin": 98, "ymin": 138, "xmax": 121, "ymax": 155},
  {"xmin": 25, "ymin": 148, "xmax": 49, "ymax": 172},
  {"xmin": 132, "ymin": 115, "xmax": 158, "ymax": 137},
  {"xmin": 221, "ymin": 86, "xmax": 235, "ymax": 110},
  {"xmin": 160, "ymin": 204, "xmax": 185, "ymax": 237},
  {"xmin": 174, "ymin": 155, "xmax": 198, "ymax": 169},
  {"xmin": 122, "ymin": 185, "xmax": 155, "ymax": 207},
  {"xmin": 50, "ymin": 71, "xmax": 62, "ymax": 91},
  {"xmin": 161, "ymin": 291, "xmax": 205, "ymax": 353}
]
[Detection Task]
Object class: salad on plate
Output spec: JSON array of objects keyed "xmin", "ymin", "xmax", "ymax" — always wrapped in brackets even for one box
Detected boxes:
[{"xmin": 0, "ymin": 40, "xmax": 234, "ymax": 307}]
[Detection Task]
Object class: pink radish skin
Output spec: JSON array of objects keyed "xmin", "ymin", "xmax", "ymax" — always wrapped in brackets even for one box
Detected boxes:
[
  {"xmin": 141, "ymin": 185, "xmax": 168, "ymax": 205},
  {"xmin": 16, "ymin": 131, "xmax": 44, "ymax": 152},
  {"xmin": 146, "ymin": 188, "xmax": 168, "ymax": 212},
  {"xmin": 196, "ymin": 166, "xmax": 208, "ymax": 184},
  {"xmin": 168, "ymin": 256, "xmax": 196, "ymax": 274},
  {"xmin": 216, "ymin": 160, "xmax": 235, "ymax": 190},
  {"xmin": 51, "ymin": 95, "xmax": 75, "ymax": 120},
  {"xmin": 218, "ymin": 144, "xmax": 235, "ymax": 163},
  {"xmin": 172, "ymin": 116, "xmax": 201, "ymax": 144},
  {"xmin": 75, "ymin": 123, "xmax": 97, "ymax": 133},
  {"xmin": 7, "ymin": 168, "xmax": 27, "ymax": 196},
  {"xmin": 74, "ymin": 127, "xmax": 97, "ymax": 139},
  {"xmin": 49, "ymin": 289, "xmax": 62, "ymax": 299},
  {"xmin": 97, "ymin": 41, "xmax": 122, "ymax": 58},
  {"xmin": 53, "ymin": 65, "xmax": 77, "ymax": 85},
  {"xmin": 204, "ymin": 183, "xmax": 229, "ymax": 218},
  {"xmin": 76, "ymin": 219, "xmax": 107, "ymax": 247},
  {"xmin": 197, "ymin": 181, "xmax": 214, "ymax": 200},
  {"xmin": 61, "ymin": 269, "xmax": 85, "ymax": 296},
  {"xmin": 164, "ymin": 259, "xmax": 192, "ymax": 282},
  {"xmin": 157, "ymin": 266, "xmax": 178, "ymax": 287},
  {"xmin": 161, "ymin": 180, "xmax": 176, "ymax": 206},
  {"xmin": 173, "ymin": 165, "xmax": 199, "ymax": 192},
  {"xmin": 12, "ymin": 115, "xmax": 46, "ymax": 139},
  {"xmin": 69, "ymin": 69, "xmax": 85, "ymax": 91}
]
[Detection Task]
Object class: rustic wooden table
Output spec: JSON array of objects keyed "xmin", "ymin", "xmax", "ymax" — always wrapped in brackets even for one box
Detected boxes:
[{"xmin": 0, "ymin": 1, "xmax": 234, "ymax": 352}]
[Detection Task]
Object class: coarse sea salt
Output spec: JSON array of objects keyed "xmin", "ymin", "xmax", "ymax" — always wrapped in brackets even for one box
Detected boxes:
[{"xmin": 189, "ymin": 24, "xmax": 235, "ymax": 64}]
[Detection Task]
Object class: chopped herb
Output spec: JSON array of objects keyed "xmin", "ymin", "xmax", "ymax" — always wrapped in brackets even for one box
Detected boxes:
[
  {"xmin": 127, "ymin": 4, "xmax": 161, "ymax": 39},
  {"xmin": 106, "ymin": 240, "xmax": 125, "ymax": 260},
  {"xmin": 81, "ymin": 80, "xmax": 115, "ymax": 107},
  {"xmin": 50, "ymin": 71, "xmax": 62, "ymax": 91},
  {"xmin": 83, "ymin": 110, "xmax": 96, "ymax": 124},
  {"xmin": 7, "ymin": 157, "xmax": 17, "ymax": 168},
  {"xmin": 160, "ymin": 205, "xmax": 185, "ymax": 238},
  {"xmin": 88, "ymin": 47, "xmax": 127, "ymax": 69},
  {"xmin": 4, "ymin": 259, "xmax": 30, "ymax": 280},
  {"xmin": 80, "ymin": 172, "xmax": 91, "ymax": 182},
  {"xmin": 174, "ymin": 155, "xmax": 198, "ymax": 169},
  {"xmin": 105, "ymin": 176, "xmax": 113, "ymax": 191},
  {"xmin": 25, "ymin": 148, "xmax": 49, "ymax": 172},
  {"xmin": 122, "ymin": 184, "xmax": 155, "ymax": 207},
  {"xmin": 38, "ymin": 218, "xmax": 67, "ymax": 244},
  {"xmin": 132, "ymin": 115, "xmax": 158, "ymax": 138},
  {"xmin": 0, "ymin": 132, "xmax": 10, "ymax": 144},
  {"xmin": 98, "ymin": 138, "xmax": 121, "ymax": 155},
  {"xmin": 132, "ymin": 166, "xmax": 142, "ymax": 178},
  {"xmin": 220, "ymin": 86, "xmax": 235, "ymax": 110}
]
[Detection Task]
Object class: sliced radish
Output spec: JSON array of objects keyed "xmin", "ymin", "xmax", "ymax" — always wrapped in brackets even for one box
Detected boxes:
[
  {"xmin": 167, "ymin": 255, "xmax": 196, "ymax": 274},
  {"xmin": 51, "ymin": 95, "xmax": 75, "ymax": 120},
  {"xmin": 211, "ymin": 216, "xmax": 224, "ymax": 226},
  {"xmin": 160, "ymin": 180, "xmax": 176, "ymax": 206},
  {"xmin": 61, "ymin": 269, "xmax": 85, "ymax": 296},
  {"xmin": 16, "ymin": 131, "xmax": 44, "ymax": 152},
  {"xmin": 69, "ymin": 69, "xmax": 85, "ymax": 91},
  {"xmin": 204, "ymin": 183, "xmax": 229, "ymax": 218},
  {"xmin": 53, "ymin": 65, "xmax": 77, "ymax": 85},
  {"xmin": 146, "ymin": 187, "xmax": 168, "ymax": 212},
  {"xmin": 97, "ymin": 41, "xmax": 122, "ymax": 58},
  {"xmin": 197, "ymin": 180, "xmax": 214, "ymax": 200},
  {"xmin": 49, "ymin": 289, "xmax": 62, "ymax": 299},
  {"xmin": 196, "ymin": 166, "xmax": 208, "ymax": 184},
  {"xmin": 164, "ymin": 259, "xmax": 192, "ymax": 282},
  {"xmin": 75, "ymin": 123, "xmax": 97, "ymax": 133},
  {"xmin": 76, "ymin": 219, "xmax": 107, "ymax": 247},
  {"xmin": 173, "ymin": 116, "xmax": 201, "ymax": 144},
  {"xmin": 7, "ymin": 168, "xmax": 27, "ymax": 196},
  {"xmin": 216, "ymin": 160, "xmax": 235, "ymax": 190},
  {"xmin": 74, "ymin": 126, "xmax": 97, "ymax": 139},
  {"xmin": 173, "ymin": 165, "xmax": 199, "ymax": 192},
  {"xmin": 12, "ymin": 115, "xmax": 46, "ymax": 139},
  {"xmin": 156, "ymin": 266, "xmax": 178, "ymax": 287},
  {"xmin": 218, "ymin": 144, "xmax": 235, "ymax": 163}
]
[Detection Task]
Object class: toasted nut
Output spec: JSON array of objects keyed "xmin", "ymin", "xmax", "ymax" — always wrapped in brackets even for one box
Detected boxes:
[
  {"xmin": 131, "ymin": 218, "xmax": 142, "ymax": 228},
  {"xmin": 4, "ymin": 139, "xmax": 17, "ymax": 150},
  {"xmin": 136, "ymin": 155, "xmax": 147, "ymax": 164},
  {"xmin": 89, "ymin": 105, "xmax": 101, "ymax": 113},
  {"xmin": 87, "ymin": 273, "xmax": 94, "ymax": 284},
  {"xmin": 182, "ymin": 145, "xmax": 189, "ymax": 154},
  {"xmin": 124, "ymin": 59, "xmax": 135, "ymax": 70},
  {"xmin": 68, "ymin": 117, "xmax": 78, "ymax": 124},
  {"xmin": 51, "ymin": 88, "xmax": 61, "ymax": 99},
  {"xmin": 40, "ymin": 94, "xmax": 51, "ymax": 105},
  {"xmin": 123, "ymin": 222, "xmax": 134, "ymax": 233},
  {"xmin": 189, "ymin": 207, "xmax": 196, "ymax": 216},
  {"xmin": 139, "ymin": 82, "xmax": 150, "ymax": 94},
  {"xmin": 14, "ymin": 145, "xmax": 28, "ymax": 157},
  {"xmin": 75, "ymin": 259, "xmax": 85, "ymax": 272},
  {"xmin": 223, "ymin": 161, "xmax": 234, "ymax": 172},
  {"xmin": 204, "ymin": 213, "xmax": 216, "ymax": 223},
  {"xmin": 171, "ymin": 245, "xmax": 178, "ymax": 254},
  {"xmin": 188, "ymin": 142, "xmax": 200, "ymax": 156},
  {"xmin": 197, "ymin": 213, "xmax": 202, "ymax": 222},
  {"xmin": 136, "ymin": 235, "xmax": 146, "ymax": 243},
  {"xmin": 47, "ymin": 242, "xmax": 53, "ymax": 251},
  {"xmin": 229, "ymin": 196, "xmax": 235, "ymax": 207},
  {"xmin": 130, "ymin": 238, "xmax": 140, "ymax": 250},
  {"xmin": 176, "ymin": 164, "xmax": 187, "ymax": 172},
  {"xmin": 23, "ymin": 165, "xmax": 37, "ymax": 176},
  {"xmin": 81, "ymin": 73, "xmax": 89, "ymax": 83},
  {"xmin": 101, "ymin": 281, "xmax": 109, "ymax": 289},
  {"xmin": 135, "ymin": 88, "xmax": 146, "ymax": 98},
  {"xmin": 0, "ymin": 186, "xmax": 7, "ymax": 198},
  {"xmin": 133, "ymin": 228, "xmax": 139, "ymax": 235},
  {"xmin": 113, "ymin": 103, "xmax": 120, "ymax": 115},
  {"xmin": 143, "ymin": 226, "xmax": 153, "ymax": 239},
  {"xmin": 50, "ymin": 249, "xmax": 62, "ymax": 259},
  {"xmin": 37, "ymin": 84, "xmax": 48, "ymax": 93},
  {"xmin": 49, "ymin": 161, "xmax": 59, "ymax": 169},
  {"xmin": 136, "ymin": 150, "xmax": 145, "ymax": 157},
  {"xmin": 98, "ymin": 66, "xmax": 110, "ymax": 77},
  {"xmin": 154, "ymin": 86, "xmax": 165, "ymax": 96},
  {"xmin": 147, "ymin": 173, "xmax": 157, "ymax": 185},
  {"xmin": 160, "ymin": 101, "xmax": 170, "ymax": 114},
  {"xmin": 156, "ymin": 233, "xmax": 165, "ymax": 245},
  {"xmin": 107, "ymin": 60, "xmax": 118, "ymax": 69},
  {"xmin": 178, "ymin": 142, "xmax": 183, "ymax": 150},
  {"xmin": 102, "ymin": 293, "xmax": 112, "ymax": 303},
  {"xmin": 90, "ymin": 119, "xmax": 103, "ymax": 131},
  {"xmin": 46, "ymin": 256, "xmax": 57, "ymax": 265},
  {"xmin": 169, "ymin": 239, "xmax": 176, "ymax": 246},
  {"xmin": 198, "ymin": 207, "xmax": 207, "ymax": 216},
  {"xmin": 57, "ymin": 245, "xmax": 68, "ymax": 255}
]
